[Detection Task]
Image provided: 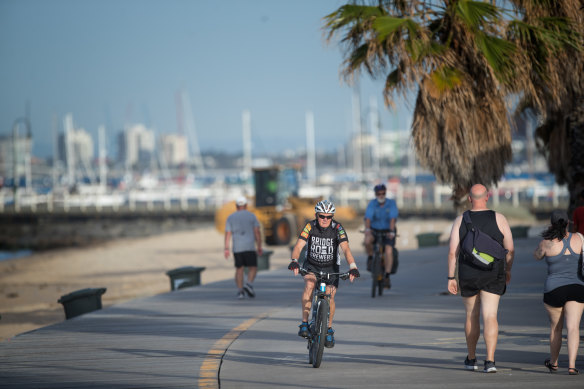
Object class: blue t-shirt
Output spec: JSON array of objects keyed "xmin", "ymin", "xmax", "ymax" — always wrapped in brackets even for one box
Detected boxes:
[{"xmin": 364, "ymin": 198, "xmax": 398, "ymax": 230}]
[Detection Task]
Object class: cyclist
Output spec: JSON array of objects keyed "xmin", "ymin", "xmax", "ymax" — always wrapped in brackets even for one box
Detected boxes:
[
  {"xmin": 288, "ymin": 200, "xmax": 360, "ymax": 348},
  {"xmin": 364, "ymin": 183, "xmax": 398, "ymax": 289}
]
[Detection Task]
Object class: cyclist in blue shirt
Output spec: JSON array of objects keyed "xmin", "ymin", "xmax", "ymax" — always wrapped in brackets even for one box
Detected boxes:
[{"xmin": 364, "ymin": 183, "xmax": 398, "ymax": 288}]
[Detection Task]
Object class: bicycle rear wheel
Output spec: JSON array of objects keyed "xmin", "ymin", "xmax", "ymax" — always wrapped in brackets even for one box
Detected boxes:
[{"xmin": 311, "ymin": 299, "xmax": 328, "ymax": 368}]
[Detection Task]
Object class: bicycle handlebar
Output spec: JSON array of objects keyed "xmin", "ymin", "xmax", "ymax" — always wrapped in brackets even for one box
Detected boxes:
[{"xmin": 298, "ymin": 267, "xmax": 350, "ymax": 281}]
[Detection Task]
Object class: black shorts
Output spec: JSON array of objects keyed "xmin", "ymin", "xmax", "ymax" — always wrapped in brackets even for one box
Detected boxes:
[
  {"xmin": 233, "ymin": 251, "xmax": 257, "ymax": 268},
  {"xmin": 543, "ymin": 284, "xmax": 584, "ymax": 307},
  {"xmin": 372, "ymin": 228, "xmax": 396, "ymax": 247},
  {"xmin": 303, "ymin": 261, "xmax": 340, "ymax": 288},
  {"xmin": 458, "ymin": 259, "xmax": 506, "ymax": 297}
]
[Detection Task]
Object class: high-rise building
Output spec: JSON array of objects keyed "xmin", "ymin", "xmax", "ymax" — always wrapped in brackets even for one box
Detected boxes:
[
  {"xmin": 58, "ymin": 127, "xmax": 94, "ymax": 170},
  {"xmin": 0, "ymin": 135, "xmax": 32, "ymax": 181},
  {"xmin": 159, "ymin": 134, "xmax": 188, "ymax": 166},
  {"xmin": 118, "ymin": 124, "xmax": 155, "ymax": 169}
]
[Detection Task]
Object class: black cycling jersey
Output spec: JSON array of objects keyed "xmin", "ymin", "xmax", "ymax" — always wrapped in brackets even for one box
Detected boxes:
[{"xmin": 299, "ymin": 219, "xmax": 348, "ymax": 267}]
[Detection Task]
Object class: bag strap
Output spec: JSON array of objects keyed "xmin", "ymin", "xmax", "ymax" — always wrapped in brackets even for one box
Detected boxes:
[{"xmin": 462, "ymin": 211, "xmax": 474, "ymax": 231}]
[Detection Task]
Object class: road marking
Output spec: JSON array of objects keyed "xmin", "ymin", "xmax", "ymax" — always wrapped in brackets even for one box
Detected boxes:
[{"xmin": 198, "ymin": 312, "xmax": 269, "ymax": 388}]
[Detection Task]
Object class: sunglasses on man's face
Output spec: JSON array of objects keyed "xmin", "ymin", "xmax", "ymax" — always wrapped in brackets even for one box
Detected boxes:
[
  {"xmin": 376, "ymin": 192, "xmax": 386, "ymax": 196},
  {"xmin": 318, "ymin": 214, "xmax": 333, "ymax": 220}
]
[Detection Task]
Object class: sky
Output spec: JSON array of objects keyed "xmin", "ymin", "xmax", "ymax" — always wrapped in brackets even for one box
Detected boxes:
[{"xmin": 0, "ymin": 0, "xmax": 414, "ymax": 159}]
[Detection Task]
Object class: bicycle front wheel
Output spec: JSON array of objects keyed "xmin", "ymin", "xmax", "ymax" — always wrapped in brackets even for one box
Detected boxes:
[
  {"xmin": 371, "ymin": 254, "xmax": 382, "ymax": 298},
  {"xmin": 311, "ymin": 299, "xmax": 328, "ymax": 368}
]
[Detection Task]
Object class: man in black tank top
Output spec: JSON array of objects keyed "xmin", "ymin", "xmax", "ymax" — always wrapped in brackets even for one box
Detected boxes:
[{"xmin": 447, "ymin": 184, "xmax": 515, "ymax": 373}]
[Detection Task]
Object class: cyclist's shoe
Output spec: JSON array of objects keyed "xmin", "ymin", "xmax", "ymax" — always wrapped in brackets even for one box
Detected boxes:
[
  {"xmin": 384, "ymin": 274, "xmax": 391, "ymax": 289},
  {"xmin": 298, "ymin": 322, "xmax": 309, "ymax": 338},
  {"xmin": 243, "ymin": 283, "xmax": 255, "ymax": 298},
  {"xmin": 366, "ymin": 256, "xmax": 372, "ymax": 272},
  {"xmin": 325, "ymin": 328, "xmax": 335, "ymax": 348},
  {"xmin": 464, "ymin": 356, "xmax": 478, "ymax": 371},
  {"xmin": 483, "ymin": 360, "xmax": 497, "ymax": 373},
  {"xmin": 237, "ymin": 291, "xmax": 245, "ymax": 300}
]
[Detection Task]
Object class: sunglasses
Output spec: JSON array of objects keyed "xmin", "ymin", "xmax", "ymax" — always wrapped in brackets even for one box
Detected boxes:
[
  {"xmin": 376, "ymin": 192, "xmax": 386, "ymax": 196},
  {"xmin": 318, "ymin": 214, "xmax": 333, "ymax": 220}
]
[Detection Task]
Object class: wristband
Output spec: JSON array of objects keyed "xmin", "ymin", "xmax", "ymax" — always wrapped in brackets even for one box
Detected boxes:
[
  {"xmin": 447, "ymin": 276, "xmax": 455, "ymax": 280},
  {"xmin": 291, "ymin": 258, "xmax": 298, "ymax": 262},
  {"xmin": 349, "ymin": 262, "xmax": 357, "ymax": 269}
]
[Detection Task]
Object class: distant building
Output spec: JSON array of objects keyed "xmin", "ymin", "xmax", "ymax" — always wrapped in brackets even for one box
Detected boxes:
[
  {"xmin": 58, "ymin": 128, "xmax": 94, "ymax": 170},
  {"xmin": 118, "ymin": 124, "xmax": 155, "ymax": 169},
  {"xmin": 159, "ymin": 134, "xmax": 188, "ymax": 166},
  {"xmin": 0, "ymin": 135, "xmax": 33, "ymax": 182},
  {"xmin": 346, "ymin": 129, "xmax": 411, "ymax": 173}
]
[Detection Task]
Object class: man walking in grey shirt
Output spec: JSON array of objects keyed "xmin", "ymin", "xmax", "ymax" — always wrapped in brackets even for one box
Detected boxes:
[{"xmin": 224, "ymin": 196, "xmax": 263, "ymax": 299}]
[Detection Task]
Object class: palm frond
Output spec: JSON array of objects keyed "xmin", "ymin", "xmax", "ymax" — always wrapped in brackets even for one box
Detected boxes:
[
  {"xmin": 474, "ymin": 33, "xmax": 517, "ymax": 77},
  {"xmin": 454, "ymin": 0, "xmax": 501, "ymax": 31},
  {"xmin": 429, "ymin": 66, "xmax": 464, "ymax": 95},
  {"xmin": 372, "ymin": 15, "xmax": 410, "ymax": 42}
]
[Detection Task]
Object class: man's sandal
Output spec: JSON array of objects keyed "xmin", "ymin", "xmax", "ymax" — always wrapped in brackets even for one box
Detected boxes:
[
  {"xmin": 568, "ymin": 368, "xmax": 579, "ymax": 375},
  {"xmin": 545, "ymin": 358, "xmax": 558, "ymax": 373}
]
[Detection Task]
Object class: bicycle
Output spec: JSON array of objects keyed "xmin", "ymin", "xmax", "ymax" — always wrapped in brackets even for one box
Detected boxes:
[
  {"xmin": 299, "ymin": 267, "xmax": 350, "ymax": 368},
  {"xmin": 369, "ymin": 229, "xmax": 399, "ymax": 298}
]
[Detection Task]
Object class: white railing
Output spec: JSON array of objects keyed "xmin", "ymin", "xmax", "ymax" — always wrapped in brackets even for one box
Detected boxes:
[{"xmin": 0, "ymin": 181, "xmax": 569, "ymax": 214}]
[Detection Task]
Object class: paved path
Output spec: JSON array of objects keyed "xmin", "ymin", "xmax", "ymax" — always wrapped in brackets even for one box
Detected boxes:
[{"xmin": 1, "ymin": 237, "xmax": 583, "ymax": 388}]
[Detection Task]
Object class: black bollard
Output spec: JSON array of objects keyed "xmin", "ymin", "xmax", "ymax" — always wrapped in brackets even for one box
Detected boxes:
[
  {"xmin": 166, "ymin": 266, "xmax": 206, "ymax": 291},
  {"xmin": 58, "ymin": 288, "xmax": 107, "ymax": 319}
]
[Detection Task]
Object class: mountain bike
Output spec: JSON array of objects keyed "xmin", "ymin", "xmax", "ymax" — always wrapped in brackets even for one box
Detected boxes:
[
  {"xmin": 370, "ymin": 229, "xmax": 399, "ymax": 298},
  {"xmin": 299, "ymin": 267, "xmax": 350, "ymax": 368}
]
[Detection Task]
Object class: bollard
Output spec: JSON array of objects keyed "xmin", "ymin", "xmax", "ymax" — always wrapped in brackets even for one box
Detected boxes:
[
  {"xmin": 166, "ymin": 266, "xmax": 206, "ymax": 291},
  {"xmin": 58, "ymin": 288, "xmax": 107, "ymax": 319},
  {"xmin": 257, "ymin": 250, "xmax": 274, "ymax": 271},
  {"xmin": 416, "ymin": 232, "xmax": 441, "ymax": 248},
  {"xmin": 510, "ymin": 225, "xmax": 529, "ymax": 239}
]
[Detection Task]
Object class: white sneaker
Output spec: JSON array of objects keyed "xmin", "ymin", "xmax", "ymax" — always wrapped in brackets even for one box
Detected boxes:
[
  {"xmin": 237, "ymin": 291, "xmax": 245, "ymax": 299},
  {"xmin": 483, "ymin": 360, "xmax": 497, "ymax": 373}
]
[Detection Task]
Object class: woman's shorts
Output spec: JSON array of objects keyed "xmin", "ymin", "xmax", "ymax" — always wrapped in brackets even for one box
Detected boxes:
[
  {"xmin": 543, "ymin": 284, "xmax": 584, "ymax": 308},
  {"xmin": 303, "ymin": 261, "xmax": 340, "ymax": 288},
  {"xmin": 233, "ymin": 251, "xmax": 257, "ymax": 268}
]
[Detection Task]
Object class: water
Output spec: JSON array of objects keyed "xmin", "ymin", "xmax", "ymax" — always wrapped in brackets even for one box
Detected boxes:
[{"xmin": 0, "ymin": 250, "xmax": 33, "ymax": 262}]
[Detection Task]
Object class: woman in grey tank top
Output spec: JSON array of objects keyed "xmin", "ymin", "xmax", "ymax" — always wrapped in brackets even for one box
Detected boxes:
[{"xmin": 534, "ymin": 210, "xmax": 584, "ymax": 375}]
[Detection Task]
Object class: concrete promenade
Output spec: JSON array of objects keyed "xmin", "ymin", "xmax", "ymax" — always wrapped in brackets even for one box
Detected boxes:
[{"xmin": 1, "ymin": 236, "xmax": 583, "ymax": 388}]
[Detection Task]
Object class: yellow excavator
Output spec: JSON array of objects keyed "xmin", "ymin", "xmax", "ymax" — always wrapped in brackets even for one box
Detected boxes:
[{"xmin": 215, "ymin": 166, "xmax": 356, "ymax": 245}]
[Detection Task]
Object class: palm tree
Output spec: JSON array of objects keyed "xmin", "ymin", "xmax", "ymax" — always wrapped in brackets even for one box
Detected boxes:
[
  {"xmin": 517, "ymin": 1, "xmax": 584, "ymax": 213},
  {"xmin": 324, "ymin": 1, "xmax": 582, "ymax": 209}
]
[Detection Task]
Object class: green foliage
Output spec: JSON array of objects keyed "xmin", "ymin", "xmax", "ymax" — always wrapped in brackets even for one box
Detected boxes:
[
  {"xmin": 454, "ymin": 0, "xmax": 501, "ymax": 30},
  {"xmin": 324, "ymin": 0, "xmax": 583, "ymax": 205}
]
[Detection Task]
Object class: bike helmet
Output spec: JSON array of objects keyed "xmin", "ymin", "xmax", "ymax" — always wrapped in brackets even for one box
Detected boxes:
[
  {"xmin": 374, "ymin": 184, "xmax": 386, "ymax": 193},
  {"xmin": 315, "ymin": 200, "xmax": 336, "ymax": 214}
]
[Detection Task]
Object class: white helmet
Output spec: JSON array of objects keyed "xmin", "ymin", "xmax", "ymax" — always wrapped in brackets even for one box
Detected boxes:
[{"xmin": 315, "ymin": 200, "xmax": 335, "ymax": 214}]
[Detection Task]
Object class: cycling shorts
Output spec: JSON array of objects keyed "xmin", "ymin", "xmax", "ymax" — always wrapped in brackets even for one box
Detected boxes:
[{"xmin": 303, "ymin": 261, "xmax": 340, "ymax": 288}]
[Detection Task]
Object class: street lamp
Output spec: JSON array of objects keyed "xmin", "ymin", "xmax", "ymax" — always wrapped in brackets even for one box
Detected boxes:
[{"xmin": 12, "ymin": 117, "xmax": 31, "ymax": 210}]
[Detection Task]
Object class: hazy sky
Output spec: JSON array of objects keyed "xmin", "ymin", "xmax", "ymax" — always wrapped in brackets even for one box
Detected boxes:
[{"xmin": 0, "ymin": 0, "xmax": 413, "ymax": 158}]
